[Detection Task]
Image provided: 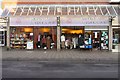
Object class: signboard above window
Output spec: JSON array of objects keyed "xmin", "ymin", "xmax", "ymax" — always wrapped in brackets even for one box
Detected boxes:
[
  {"xmin": 10, "ymin": 15, "xmax": 109, "ymax": 26},
  {"xmin": 10, "ymin": 16, "xmax": 57, "ymax": 26},
  {"xmin": 60, "ymin": 15, "xmax": 109, "ymax": 26}
]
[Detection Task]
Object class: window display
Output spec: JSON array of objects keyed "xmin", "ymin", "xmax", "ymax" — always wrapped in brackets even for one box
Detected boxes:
[
  {"xmin": 84, "ymin": 31, "xmax": 92, "ymax": 49},
  {"xmin": 35, "ymin": 27, "xmax": 57, "ymax": 49},
  {"xmin": 92, "ymin": 31, "xmax": 100, "ymax": 49},
  {"xmin": 113, "ymin": 29, "xmax": 120, "ymax": 45},
  {"xmin": 112, "ymin": 29, "xmax": 120, "ymax": 51},
  {"xmin": 61, "ymin": 26, "xmax": 84, "ymax": 49},
  {"xmin": 101, "ymin": 31, "xmax": 108, "ymax": 49},
  {"xmin": 78, "ymin": 34, "xmax": 84, "ymax": 48},
  {"xmin": 10, "ymin": 27, "xmax": 33, "ymax": 49}
]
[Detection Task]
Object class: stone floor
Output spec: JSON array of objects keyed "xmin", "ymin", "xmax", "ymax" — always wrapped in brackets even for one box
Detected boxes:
[{"xmin": 1, "ymin": 47, "xmax": 118, "ymax": 63}]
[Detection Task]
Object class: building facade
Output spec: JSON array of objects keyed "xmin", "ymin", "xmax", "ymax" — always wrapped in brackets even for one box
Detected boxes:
[
  {"xmin": 1, "ymin": 0, "xmax": 119, "ymax": 51},
  {"xmin": 0, "ymin": 17, "xmax": 7, "ymax": 47}
]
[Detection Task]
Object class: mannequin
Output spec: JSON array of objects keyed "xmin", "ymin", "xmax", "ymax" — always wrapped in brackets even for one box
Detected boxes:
[
  {"xmin": 37, "ymin": 33, "xmax": 41, "ymax": 48},
  {"xmin": 61, "ymin": 34, "xmax": 65, "ymax": 49},
  {"xmin": 72, "ymin": 37, "xmax": 76, "ymax": 49},
  {"xmin": 78, "ymin": 34, "xmax": 84, "ymax": 46},
  {"xmin": 46, "ymin": 36, "xmax": 51, "ymax": 49}
]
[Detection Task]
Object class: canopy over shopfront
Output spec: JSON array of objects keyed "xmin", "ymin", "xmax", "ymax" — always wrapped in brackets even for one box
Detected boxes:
[
  {"xmin": 1, "ymin": 4, "xmax": 119, "ymax": 51},
  {"xmin": 1, "ymin": 5, "xmax": 120, "ymax": 17}
]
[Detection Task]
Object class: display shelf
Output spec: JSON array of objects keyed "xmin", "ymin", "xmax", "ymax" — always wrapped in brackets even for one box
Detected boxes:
[
  {"xmin": 10, "ymin": 33, "xmax": 33, "ymax": 49},
  {"xmin": 10, "ymin": 27, "xmax": 34, "ymax": 49},
  {"xmin": 10, "ymin": 40, "xmax": 27, "ymax": 41},
  {"xmin": 10, "ymin": 33, "xmax": 28, "ymax": 49}
]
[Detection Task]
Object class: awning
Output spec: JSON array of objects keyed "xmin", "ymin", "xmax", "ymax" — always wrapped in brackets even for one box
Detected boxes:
[{"xmin": 1, "ymin": 5, "xmax": 120, "ymax": 17}]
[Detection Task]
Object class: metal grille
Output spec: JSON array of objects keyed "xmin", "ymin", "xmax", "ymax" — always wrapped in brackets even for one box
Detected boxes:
[{"xmin": 1, "ymin": 5, "xmax": 119, "ymax": 17}]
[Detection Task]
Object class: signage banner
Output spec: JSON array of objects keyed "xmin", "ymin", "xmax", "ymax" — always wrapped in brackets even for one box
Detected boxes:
[
  {"xmin": 10, "ymin": 16, "xmax": 109, "ymax": 26},
  {"xmin": 10, "ymin": 16, "xmax": 57, "ymax": 26},
  {"xmin": 60, "ymin": 16, "xmax": 109, "ymax": 26},
  {"xmin": 27, "ymin": 41, "xmax": 33, "ymax": 49}
]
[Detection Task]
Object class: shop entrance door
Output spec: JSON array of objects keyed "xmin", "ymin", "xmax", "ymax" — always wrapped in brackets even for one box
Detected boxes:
[
  {"xmin": 61, "ymin": 26, "xmax": 84, "ymax": 49},
  {"xmin": 34, "ymin": 27, "xmax": 57, "ymax": 49},
  {"xmin": 92, "ymin": 31, "xmax": 101, "ymax": 50}
]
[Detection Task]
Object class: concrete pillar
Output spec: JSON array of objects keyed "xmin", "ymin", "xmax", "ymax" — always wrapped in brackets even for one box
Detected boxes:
[
  {"xmin": 109, "ymin": 17, "xmax": 113, "ymax": 51},
  {"xmin": 57, "ymin": 16, "xmax": 61, "ymax": 51},
  {"xmin": 7, "ymin": 17, "xmax": 10, "ymax": 48}
]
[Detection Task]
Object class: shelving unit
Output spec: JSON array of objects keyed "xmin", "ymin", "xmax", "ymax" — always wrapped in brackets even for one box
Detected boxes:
[
  {"xmin": 10, "ymin": 34, "xmax": 28, "ymax": 49},
  {"xmin": 10, "ymin": 27, "xmax": 34, "ymax": 49}
]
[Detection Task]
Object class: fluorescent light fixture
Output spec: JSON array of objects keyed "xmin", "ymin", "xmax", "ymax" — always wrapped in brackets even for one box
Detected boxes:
[{"xmin": 30, "ymin": 33, "xmax": 33, "ymax": 36}]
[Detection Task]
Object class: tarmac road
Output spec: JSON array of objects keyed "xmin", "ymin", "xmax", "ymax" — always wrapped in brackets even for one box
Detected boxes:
[{"xmin": 2, "ymin": 61, "xmax": 118, "ymax": 78}]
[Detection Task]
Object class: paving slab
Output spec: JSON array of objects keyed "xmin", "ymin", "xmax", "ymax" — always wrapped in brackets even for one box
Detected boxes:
[{"xmin": 1, "ymin": 47, "xmax": 118, "ymax": 63}]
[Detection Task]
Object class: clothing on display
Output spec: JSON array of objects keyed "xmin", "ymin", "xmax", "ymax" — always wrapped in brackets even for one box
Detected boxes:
[
  {"xmin": 84, "ymin": 32, "xmax": 92, "ymax": 49},
  {"xmin": 61, "ymin": 35, "xmax": 65, "ymax": 42},
  {"xmin": 72, "ymin": 37, "xmax": 77, "ymax": 48},
  {"xmin": 61, "ymin": 41, "xmax": 65, "ymax": 48},
  {"xmin": 61, "ymin": 35, "xmax": 65, "ymax": 48},
  {"xmin": 37, "ymin": 34, "xmax": 41, "ymax": 48},
  {"xmin": 38, "ymin": 35, "xmax": 41, "ymax": 41},
  {"xmin": 78, "ymin": 35, "xmax": 84, "ymax": 46},
  {"xmin": 88, "ymin": 38, "xmax": 92, "ymax": 44},
  {"xmin": 101, "ymin": 31, "xmax": 108, "ymax": 49},
  {"xmin": 65, "ymin": 40, "xmax": 68, "ymax": 47},
  {"xmin": 46, "ymin": 36, "xmax": 51, "ymax": 49},
  {"xmin": 42, "ymin": 36, "xmax": 47, "ymax": 48}
]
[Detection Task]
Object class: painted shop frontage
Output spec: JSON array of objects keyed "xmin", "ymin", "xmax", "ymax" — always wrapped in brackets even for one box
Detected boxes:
[
  {"xmin": 9, "ymin": 15, "xmax": 109, "ymax": 50},
  {"xmin": 112, "ymin": 16, "xmax": 120, "ymax": 52},
  {"xmin": 0, "ymin": 17, "xmax": 7, "ymax": 47},
  {"xmin": 1, "ymin": 5, "xmax": 119, "ymax": 51}
]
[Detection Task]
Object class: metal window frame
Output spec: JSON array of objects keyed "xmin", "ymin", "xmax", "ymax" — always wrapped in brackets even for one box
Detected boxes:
[{"xmin": 1, "ymin": 5, "xmax": 119, "ymax": 17}]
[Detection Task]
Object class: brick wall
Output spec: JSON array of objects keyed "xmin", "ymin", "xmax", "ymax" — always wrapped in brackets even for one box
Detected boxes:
[{"xmin": 2, "ymin": 0, "xmax": 110, "ymax": 9}]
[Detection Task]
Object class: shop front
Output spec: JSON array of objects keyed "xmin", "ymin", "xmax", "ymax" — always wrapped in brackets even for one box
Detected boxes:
[
  {"xmin": 60, "ymin": 16, "xmax": 109, "ymax": 50},
  {"xmin": 10, "ymin": 16, "xmax": 57, "ymax": 49},
  {"xmin": 112, "ymin": 16, "xmax": 120, "ymax": 52},
  {"xmin": 0, "ymin": 29, "xmax": 7, "ymax": 47},
  {"xmin": 0, "ymin": 17, "xmax": 7, "ymax": 47},
  {"xmin": 1, "ymin": 5, "xmax": 118, "ymax": 51},
  {"xmin": 9, "ymin": 15, "xmax": 110, "ymax": 50},
  {"xmin": 112, "ymin": 27, "xmax": 120, "ymax": 52}
]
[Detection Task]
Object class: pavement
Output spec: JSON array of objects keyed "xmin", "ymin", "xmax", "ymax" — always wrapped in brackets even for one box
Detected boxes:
[{"xmin": 1, "ymin": 47, "xmax": 119, "ymax": 63}]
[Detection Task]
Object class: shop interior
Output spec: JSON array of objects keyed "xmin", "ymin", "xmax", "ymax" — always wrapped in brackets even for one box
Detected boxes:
[
  {"xmin": 113, "ymin": 28, "xmax": 120, "ymax": 49},
  {"xmin": 10, "ymin": 27, "xmax": 34, "ymax": 49},
  {"xmin": 10, "ymin": 26, "xmax": 109, "ymax": 50},
  {"xmin": 84, "ymin": 30, "xmax": 108, "ymax": 50},
  {"xmin": 10, "ymin": 27, "xmax": 57, "ymax": 49},
  {"xmin": 34, "ymin": 27, "xmax": 57, "ymax": 49},
  {"xmin": 61, "ymin": 26, "xmax": 84, "ymax": 49},
  {"xmin": 61, "ymin": 26, "xmax": 108, "ymax": 50}
]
